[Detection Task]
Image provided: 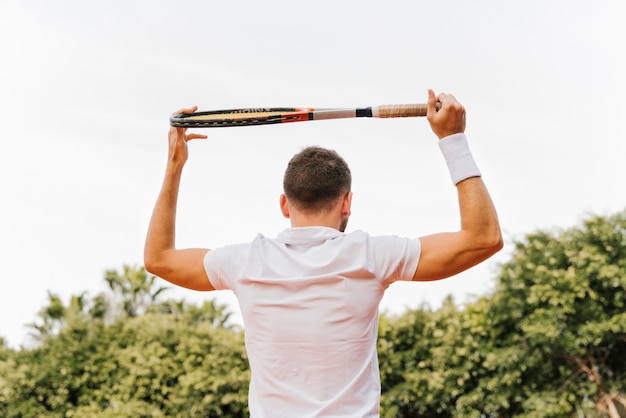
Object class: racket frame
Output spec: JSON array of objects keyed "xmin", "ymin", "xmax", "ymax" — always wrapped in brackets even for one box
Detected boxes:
[{"xmin": 170, "ymin": 104, "xmax": 434, "ymax": 128}]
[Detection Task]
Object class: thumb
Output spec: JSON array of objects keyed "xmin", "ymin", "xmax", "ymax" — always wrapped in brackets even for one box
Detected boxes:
[{"xmin": 426, "ymin": 89, "xmax": 438, "ymax": 116}]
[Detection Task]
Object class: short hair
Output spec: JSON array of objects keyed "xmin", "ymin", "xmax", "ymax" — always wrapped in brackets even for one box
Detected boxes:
[{"xmin": 283, "ymin": 146, "xmax": 352, "ymax": 213}]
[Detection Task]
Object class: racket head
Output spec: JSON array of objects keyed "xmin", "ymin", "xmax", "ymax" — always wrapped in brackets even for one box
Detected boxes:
[{"xmin": 170, "ymin": 107, "xmax": 314, "ymax": 128}]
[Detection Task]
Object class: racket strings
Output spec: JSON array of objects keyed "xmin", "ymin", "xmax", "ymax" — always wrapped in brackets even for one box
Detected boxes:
[{"xmin": 171, "ymin": 109, "xmax": 309, "ymax": 127}]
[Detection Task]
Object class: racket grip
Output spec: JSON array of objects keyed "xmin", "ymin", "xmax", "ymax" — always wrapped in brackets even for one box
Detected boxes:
[{"xmin": 373, "ymin": 103, "xmax": 440, "ymax": 118}]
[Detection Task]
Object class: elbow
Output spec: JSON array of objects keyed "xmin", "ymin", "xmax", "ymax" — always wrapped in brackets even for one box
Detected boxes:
[
  {"xmin": 143, "ymin": 256, "xmax": 157, "ymax": 276},
  {"xmin": 143, "ymin": 252, "xmax": 164, "ymax": 277},
  {"xmin": 143, "ymin": 249, "xmax": 180, "ymax": 281},
  {"xmin": 467, "ymin": 223, "xmax": 503, "ymax": 261},
  {"xmin": 491, "ymin": 234, "xmax": 505, "ymax": 254},
  {"xmin": 482, "ymin": 228, "xmax": 504, "ymax": 257},
  {"xmin": 143, "ymin": 243, "xmax": 171, "ymax": 278}
]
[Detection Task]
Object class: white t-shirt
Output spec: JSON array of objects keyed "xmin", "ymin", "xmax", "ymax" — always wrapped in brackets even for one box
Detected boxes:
[{"xmin": 204, "ymin": 226, "xmax": 421, "ymax": 417}]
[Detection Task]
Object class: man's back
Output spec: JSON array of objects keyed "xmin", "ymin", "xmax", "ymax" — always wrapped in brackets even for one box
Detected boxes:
[{"xmin": 204, "ymin": 227, "xmax": 421, "ymax": 417}]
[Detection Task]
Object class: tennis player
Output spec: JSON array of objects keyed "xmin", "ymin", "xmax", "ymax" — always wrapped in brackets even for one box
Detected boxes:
[{"xmin": 144, "ymin": 89, "xmax": 503, "ymax": 417}]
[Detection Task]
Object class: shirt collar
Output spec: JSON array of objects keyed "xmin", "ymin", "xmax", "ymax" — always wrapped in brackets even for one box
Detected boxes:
[{"xmin": 276, "ymin": 226, "xmax": 344, "ymax": 245}]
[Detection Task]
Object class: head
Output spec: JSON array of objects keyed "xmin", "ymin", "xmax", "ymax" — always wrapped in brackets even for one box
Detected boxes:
[{"xmin": 281, "ymin": 146, "xmax": 352, "ymax": 231}]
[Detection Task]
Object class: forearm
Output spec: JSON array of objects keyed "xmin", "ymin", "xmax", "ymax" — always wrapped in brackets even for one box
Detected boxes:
[
  {"xmin": 144, "ymin": 164, "xmax": 183, "ymax": 272},
  {"xmin": 438, "ymin": 133, "xmax": 502, "ymax": 247},
  {"xmin": 456, "ymin": 176, "xmax": 503, "ymax": 252},
  {"xmin": 143, "ymin": 162, "xmax": 213, "ymax": 290}
]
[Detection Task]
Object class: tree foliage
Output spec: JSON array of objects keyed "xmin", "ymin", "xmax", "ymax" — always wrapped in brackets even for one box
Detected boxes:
[
  {"xmin": 379, "ymin": 210, "xmax": 626, "ymax": 417},
  {"xmin": 1, "ymin": 267, "xmax": 249, "ymax": 417},
  {"xmin": 488, "ymin": 210, "xmax": 626, "ymax": 416},
  {"xmin": 105, "ymin": 265, "xmax": 169, "ymax": 318}
]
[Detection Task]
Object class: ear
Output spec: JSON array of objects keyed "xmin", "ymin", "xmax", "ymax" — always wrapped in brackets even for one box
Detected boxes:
[
  {"xmin": 341, "ymin": 192, "xmax": 352, "ymax": 217},
  {"xmin": 280, "ymin": 194, "xmax": 290, "ymax": 218}
]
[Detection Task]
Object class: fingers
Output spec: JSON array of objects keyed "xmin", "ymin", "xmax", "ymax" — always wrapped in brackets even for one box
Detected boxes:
[
  {"xmin": 186, "ymin": 133, "xmax": 208, "ymax": 141},
  {"xmin": 428, "ymin": 89, "xmax": 459, "ymax": 116},
  {"xmin": 429, "ymin": 90, "xmax": 464, "ymax": 114},
  {"xmin": 169, "ymin": 128, "xmax": 208, "ymax": 142},
  {"xmin": 172, "ymin": 105, "xmax": 199, "ymax": 116},
  {"xmin": 170, "ymin": 106, "xmax": 207, "ymax": 141},
  {"xmin": 426, "ymin": 90, "xmax": 466, "ymax": 139},
  {"xmin": 428, "ymin": 90, "xmax": 460, "ymax": 106},
  {"xmin": 437, "ymin": 92, "xmax": 459, "ymax": 107}
]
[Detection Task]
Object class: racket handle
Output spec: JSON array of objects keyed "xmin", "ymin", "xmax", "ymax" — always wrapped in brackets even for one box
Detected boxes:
[{"xmin": 373, "ymin": 102, "xmax": 441, "ymax": 118}]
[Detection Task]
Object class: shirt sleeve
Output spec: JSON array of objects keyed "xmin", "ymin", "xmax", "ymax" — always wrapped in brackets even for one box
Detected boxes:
[
  {"xmin": 203, "ymin": 243, "xmax": 250, "ymax": 291},
  {"xmin": 369, "ymin": 235, "xmax": 421, "ymax": 287}
]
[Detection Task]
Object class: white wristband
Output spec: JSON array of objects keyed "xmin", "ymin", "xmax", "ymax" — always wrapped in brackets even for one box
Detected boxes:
[{"xmin": 438, "ymin": 133, "xmax": 482, "ymax": 185}]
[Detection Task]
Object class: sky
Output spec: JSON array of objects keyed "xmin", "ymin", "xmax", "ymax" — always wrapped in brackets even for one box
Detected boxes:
[{"xmin": 1, "ymin": 0, "xmax": 625, "ymax": 348}]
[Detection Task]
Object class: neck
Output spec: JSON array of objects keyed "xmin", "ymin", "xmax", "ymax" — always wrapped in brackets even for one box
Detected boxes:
[
  {"xmin": 290, "ymin": 213, "xmax": 343, "ymax": 231},
  {"xmin": 280, "ymin": 192, "xmax": 351, "ymax": 232}
]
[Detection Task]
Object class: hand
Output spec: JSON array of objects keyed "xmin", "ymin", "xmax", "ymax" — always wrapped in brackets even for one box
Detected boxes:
[
  {"xmin": 168, "ymin": 106, "xmax": 208, "ymax": 167},
  {"xmin": 426, "ymin": 90, "xmax": 466, "ymax": 139}
]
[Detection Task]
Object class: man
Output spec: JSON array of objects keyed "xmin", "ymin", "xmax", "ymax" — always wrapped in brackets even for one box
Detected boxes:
[{"xmin": 144, "ymin": 90, "xmax": 503, "ymax": 417}]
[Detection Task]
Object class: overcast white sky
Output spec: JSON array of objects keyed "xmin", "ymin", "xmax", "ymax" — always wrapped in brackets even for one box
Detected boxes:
[{"xmin": 1, "ymin": 0, "xmax": 625, "ymax": 348}]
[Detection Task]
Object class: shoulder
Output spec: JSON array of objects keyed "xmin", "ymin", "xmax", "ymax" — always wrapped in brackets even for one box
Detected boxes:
[
  {"xmin": 346, "ymin": 230, "xmax": 419, "ymax": 247},
  {"xmin": 204, "ymin": 235, "xmax": 262, "ymax": 262}
]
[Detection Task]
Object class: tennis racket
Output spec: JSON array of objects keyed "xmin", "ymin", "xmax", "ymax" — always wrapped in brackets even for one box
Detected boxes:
[{"xmin": 170, "ymin": 103, "xmax": 440, "ymax": 128}]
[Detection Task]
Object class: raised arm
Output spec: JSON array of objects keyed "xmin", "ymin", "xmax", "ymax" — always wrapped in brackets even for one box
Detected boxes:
[
  {"xmin": 412, "ymin": 91, "xmax": 503, "ymax": 281},
  {"xmin": 143, "ymin": 107, "xmax": 215, "ymax": 291}
]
